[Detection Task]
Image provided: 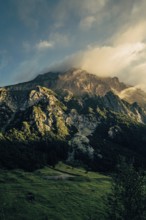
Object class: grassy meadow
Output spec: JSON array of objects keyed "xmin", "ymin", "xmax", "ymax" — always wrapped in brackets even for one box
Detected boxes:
[{"xmin": 0, "ymin": 163, "xmax": 111, "ymax": 220}]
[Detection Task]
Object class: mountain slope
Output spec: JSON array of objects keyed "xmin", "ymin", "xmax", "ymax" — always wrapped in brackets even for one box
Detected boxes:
[{"xmin": 0, "ymin": 68, "xmax": 146, "ymax": 171}]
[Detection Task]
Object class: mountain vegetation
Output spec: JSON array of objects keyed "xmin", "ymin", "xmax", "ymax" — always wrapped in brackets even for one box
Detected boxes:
[{"xmin": 106, "ymin": 159, "xmax": 146, "ymax": 220}]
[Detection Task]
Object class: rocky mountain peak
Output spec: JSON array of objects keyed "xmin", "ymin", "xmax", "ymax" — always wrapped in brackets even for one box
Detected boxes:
[
  {"xmin": 48, "ymin": 68, "xmax": 128, "ymax": 96},
  {"xmin": 2, "ymin": 68, "xmax": 128, "ymax": 97},
  {"xmin": 1, "ymin": 67, "xmax": 146, "ymax": 111}
]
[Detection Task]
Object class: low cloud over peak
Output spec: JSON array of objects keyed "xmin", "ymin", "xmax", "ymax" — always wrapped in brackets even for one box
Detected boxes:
[{"xmin": 48, "ymin": 41, "xmax": 146, "ymax": 90}]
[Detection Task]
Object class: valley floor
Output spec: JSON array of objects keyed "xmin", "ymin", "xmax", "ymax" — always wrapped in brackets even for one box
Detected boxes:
[{"xmin": 0, "ymin": 163, "xmax": 110, "ymax": 220}]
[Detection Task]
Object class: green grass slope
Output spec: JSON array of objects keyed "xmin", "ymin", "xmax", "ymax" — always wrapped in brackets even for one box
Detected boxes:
[{"xmin": 0, "ymin": 163, "xmax": 110, "ymax": 220}]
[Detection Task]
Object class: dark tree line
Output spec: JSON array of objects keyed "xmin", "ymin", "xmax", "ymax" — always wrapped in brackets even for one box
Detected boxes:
[{"xmin": 0, "ymin": 139, "xmax": 69, "ymax": 171}]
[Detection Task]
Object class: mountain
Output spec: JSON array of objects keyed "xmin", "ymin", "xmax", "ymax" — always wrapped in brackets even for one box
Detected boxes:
[
  {"xmin": 5, "ymin": 67, "xmax": 146, "ymax": 109},
  {"xmin": 5, "ymin": 68, "xmax": 128, "ymax": 96},
  {"xmin": 0, "ymin": 68, "xmax": 146, "ymax": 171}
]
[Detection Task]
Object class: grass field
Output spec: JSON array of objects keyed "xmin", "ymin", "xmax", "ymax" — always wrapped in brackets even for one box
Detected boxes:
[{"xmin": 0, "ymin": 163, "xmax": 111, "ymax": 220}]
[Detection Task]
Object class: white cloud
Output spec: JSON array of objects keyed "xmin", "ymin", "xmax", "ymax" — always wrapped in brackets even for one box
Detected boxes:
[
  {"xmin": 50, "ymin": 42, "xmax": 145, "ymax": 76},
  {"xmin": 35, "ymin": 33, "xmax": 69, "ymax": 51},
  {"xmin": 46, "ymin": 41, "xmax": 146, "ymax": 91},
  {"xmin": 126, "ymin": 62, "xmax": 146, "ymax": 90},
  {"xmin": 113, "ymin": 21, "xmax": 146, "ymax": 45},
  {"xmin": 36, "ymin": 40, "xmax": 54, "ymax": 50}
]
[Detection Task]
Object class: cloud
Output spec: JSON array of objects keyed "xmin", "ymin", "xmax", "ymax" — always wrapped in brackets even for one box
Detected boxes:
[
  {"xmin": 12, "ymin": 0, "xmax": 146, "ymax": 91},
  {"xmin": 15, "ymin": 0, "xmax": 39, "ymax": 28},
  {"xmin": 79, "ymin": 16, "xmax": 96, "ymax": 30},
  {"xmin": 113, "ymin": 21, "xmax": 146, "ymax": 45},
  {"xmin": 35, "ymin": 32, "xmax": 69, "ymax": 51},
  {"xmin": 47, "ymin": 42, "xmax": 146, "ymax": 88},
  {"xmin": 14, "ymin": 0, "xmax": 51, "ymax": 29},
  {"xmin": 126, "ymin": 62, "xmax": 146, "ymax": 90},
  {"xmin": 50, "ymin": 43, "xmax": 146, "ymax": 76},
  {"xmin": 14, "ymin": 0, "xmax": 107, "ymax": 31},
  {"xmin": 106, "ymin": 0, "xmax": 146, "ymax": 43},
  {"xmin": 53, "ymin": 0, "xmax": 108, "ymax": 24},
  {"xmin": 47, "ymin": 0, "xmax": 146, "ymax": 90},
  {"xmin": 22, "ymin": 32, "xmax": 69, "ymax": 53},
  {"xmin": 36, "ymin": 40, "xmax": 54, "ymax": 50}
]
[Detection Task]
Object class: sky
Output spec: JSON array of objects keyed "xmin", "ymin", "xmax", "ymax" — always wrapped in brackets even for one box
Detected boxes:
[{"xmin": 0, "ymin": 0, "xmax": 146, "ymax": 89}]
